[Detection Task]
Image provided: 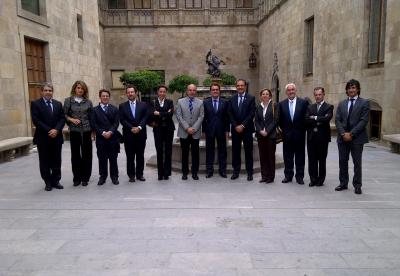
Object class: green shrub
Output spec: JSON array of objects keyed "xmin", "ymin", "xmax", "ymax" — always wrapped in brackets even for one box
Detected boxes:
[
  {"xmin": 202, "ymin": 72, "xmax": 236, "ymax": 86},
  {"xmin": 120, "ymin": 70, "xmax": 163, "ymax": 94},
  {"xmin": 168, "ymin": 74, "xmax": 199, "ymax": 97}
]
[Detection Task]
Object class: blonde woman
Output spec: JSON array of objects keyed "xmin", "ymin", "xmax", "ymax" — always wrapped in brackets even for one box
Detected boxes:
[{"xmin": 64, "ymin": 81, "xmax": 93, "ymax": 187}]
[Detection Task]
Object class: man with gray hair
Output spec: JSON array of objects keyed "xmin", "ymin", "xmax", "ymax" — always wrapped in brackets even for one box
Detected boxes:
[
  {"xmin": 175, "ymin": 84, "xmax": 204, "ymax": 180},
  {"xmin": 278, "ymin": 83, "xmax": 309, "ymax": 185},
  {"xmin": 31, "ymin": 83, "xmax": 66, "ymax": 191}
]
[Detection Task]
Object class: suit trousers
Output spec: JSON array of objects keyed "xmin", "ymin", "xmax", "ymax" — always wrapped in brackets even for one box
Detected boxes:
[
  {"xmin": 338, "ymin": 142, "xmax": 364, "ymax": 188},
  {"xmin": 70, "ymin": 131, "xmax": 93, "ymax": 182},
  {"xmin": 124, "ymin": 136, "xmax": 146, "ymax": 178},
  {"xmin": 154, "ymin": 128, "xmax": 174, "ymax": 177},
  {"xmin": 96, "ymin": 142, "xmax": 119, "ymax": 180},
  {"xmin": 37, "ymin": 140, "xmax": 62, "ymax": 185},
  {"xmin": 307, "ymin": 139, "xmax": 329, "ymax": 184},
  {"xmin": 180, "ymin": 136, "xmax": 200, "ymax": 175},
  {"xmin": 257, "ymin": 136, "xmax": 276, "ymax": 181},
  {"xmin": 282, "ymin": 137, "xmax": 306, "ymax": 180},
  {"xmin": 205, "ymin": 134, "xmax": 227, "ymax": 174},
  {"xmin": 231, "ymin": 132, "xmax": 253, "ymax": 175}
]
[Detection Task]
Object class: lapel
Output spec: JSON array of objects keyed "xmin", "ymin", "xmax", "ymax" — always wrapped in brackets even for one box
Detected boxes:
[
  {"xmin": 284, "ymin": 99, "xmax": 290, "ymax": 121},
  {"xmin": 317, "ymin": 102, "xmax": 326, "ymax": 115}
]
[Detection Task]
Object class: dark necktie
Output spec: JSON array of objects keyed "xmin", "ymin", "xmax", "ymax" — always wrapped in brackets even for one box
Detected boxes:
[
  {"xmin": 317, "ymin": 103, "xmax": 321, "ymax": 112},
  {"xmin": 46, "ymin": 100, "xmax": 53, "ymax": 114},
  {"xmin": 103, "ymin": 105, "xmax": 108, "ymax": 113},
  {"xmin": 238, "ymin": 95, "xmax": 243, "ymax": 112},
  {"xmin": 189, "ymin": 98, "xmax": 193, "ymax": 114},
  {"xmin": 213, "ymin": 100, "xmax": 218, "ymax": 113},
  {"xmin": 346, "ymin": 98, "xmax": 355, "ymax": 131}
]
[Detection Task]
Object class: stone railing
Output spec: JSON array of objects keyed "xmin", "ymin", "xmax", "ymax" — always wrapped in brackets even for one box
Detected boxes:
[{"xmin": 98, "ymin": 0, "xmax": 286, "ymax": 27}]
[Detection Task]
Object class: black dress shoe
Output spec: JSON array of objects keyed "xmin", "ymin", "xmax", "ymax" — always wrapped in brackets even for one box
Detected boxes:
[
  {"xmin": 231, "ymin": 174, "xmax": 239, "ymax": 180},
  {"xmin": 81, "ymin": 181, "xmax": 88, "ymax": 186},
  {"xmin": 355, "ymin": 187, "xmax": 362, "ymax": 194},
  {"xmin": 192, "ymin": 174, "xmax": 199, "ymax": 180},
  {"xmin": 182, "ymin": 174, "xmax": 188, "ymax": 180},
  {"xmin": 97, "ymin": 178, "xmax": 106, "ymax": 186},
  {"xmin": 137, "ymin": 176, "xmax": 146, "ymax": 181},
  {"xmin": 73, "ymin": 181, "xmax": 81, "ymax": 186},
  {"xmin": 45, "ymin": 183, "xmax": 52, "ymax": 191},
  {"xmin": 296, "ymin": 179, "xmax": 304, "ymax": 185},
  {"xmin": 111, "ymin": 178, "xmax": 119, "ymax": 185},
  {"xmin": 265, "ymin": 179, "xmax": 274, "ymax": 183},
  {"xmin": 52, "ymin": 182, "xmax": 64, "ymax": 189},
  {"xmin": 129, "ymin": 177, "xmax": 135, "ymax": 182},
  {"xmin": 158, "ymin": 176, "xmax": 163, "ymax": 180},
  {"xmin": 335, "ymin": 185, "xmax": 348, "ymax": 191},
  {"xmin": 247, "ymin": 175, "xmax": 253, "ymax": 181},
  {"xmin": 163, "ymin": 176, "xmax": 169, "ymax": 180},
  {"xmin": 309, "ymin": 182, "xmax": 315, "ymax": 187},
  {"xmin": 316, "ymin": 182, "xmax": 324, "ymax": 187},
  {"xmin": 206, "ymin": 173, "xmax": 213, "ymax": 178},
  {"xmin": 219, "ymin": 172, "xmax": 227, "ymax": 178},
  {"xmin": 282, "ymin": 178, "xmax": 292, "ymax": 183},
  {"xmin": 259, "ymin": 179, "xmax": 266, "ymax": 183}
]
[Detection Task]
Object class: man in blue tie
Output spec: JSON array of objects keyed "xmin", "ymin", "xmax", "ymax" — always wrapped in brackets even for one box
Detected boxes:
[
  {"xmin": 228, "ymin": 79, "xmax": 256, "ymax": 181},
  {"xmin": 335, "ymin": 79, "xmax": 370, "ymax": 194},
  {"xmin": 91, "ymin": 89, "xmax": 120, "ymax": 185},
  {"xmin": 278, "ymin": 83, "xmax": 309, "ymax": 185},
  {"xmin": 202, "ymin": 83, "xmax": 229, "ymax": 178},
  {"xmin": 119, "ymin": 85, "xmax": 149, "ymax": 182},
  {"xmin": 31, "ymin": 83, "xmax": 66, "ymax": 191},
  {"xmin": 175, "ymin": 84, "xmax": 204, "ymax": 180}
]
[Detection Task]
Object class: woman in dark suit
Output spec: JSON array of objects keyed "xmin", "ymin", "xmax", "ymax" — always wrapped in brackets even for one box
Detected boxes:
[
  {"xmin": 64, "ymin": 80, "xmax": 93, "ymax": 187},
  {"xmin": 151, "ymin": 85, "xmax": 175, "ymax": 180},
  {"xmin": 255, "ymin": 88, "xmax": 279, "ymax": 183}
]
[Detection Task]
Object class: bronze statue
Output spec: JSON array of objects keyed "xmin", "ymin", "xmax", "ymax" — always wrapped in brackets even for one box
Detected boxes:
[{"xmin": 206, "ymin": 49, "xmax": 226, "ymax": 78}]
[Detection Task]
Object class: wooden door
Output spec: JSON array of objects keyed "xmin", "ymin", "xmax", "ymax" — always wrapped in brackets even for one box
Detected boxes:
[{"xmin": 25, "ymin": 37, "xmax": 46, "ymax": 103}]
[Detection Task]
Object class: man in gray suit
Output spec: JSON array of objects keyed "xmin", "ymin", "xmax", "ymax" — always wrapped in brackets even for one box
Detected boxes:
[
  {"xmin": 176, "ymin": 84, "xmax": 204, "ymax": 180},
  {"xmin": 335, "ymin": 79, "xmax": 370, "ymax": 194}
]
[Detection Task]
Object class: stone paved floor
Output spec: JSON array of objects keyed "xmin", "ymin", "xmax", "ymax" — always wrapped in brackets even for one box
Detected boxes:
[{"xmin": 1, "ymin": 129, "xmax": 400, "ymax": 276}]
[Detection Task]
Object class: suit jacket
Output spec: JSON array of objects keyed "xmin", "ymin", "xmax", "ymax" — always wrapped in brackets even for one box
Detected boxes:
[
  {"xmin": 31, "ymin": 98, "xmax": 65, "ymax": 145},
  {"xmin": 91, "ymin": 104, "xmax": 120, "ymax": 145},
  {"xmin": 150, "ymin": 98, "xmax": 175, "ymax": 131},
  {"xmin": 335, "ymin": 97, "xmax": 369, "ymax": 144},
  {"xmin": 278, "ymin": 97, "xmax": 309, "ymax": 141},
  {"xmin": 175, "ymin": 96, "xmax": 204, "ymax": 139},
  {"xmin": 202, "ymin": 97, "xmax": 229, "ymax": 137},
  {"xmin": 119, "ymin": 100, "xmax": 148, "ymax": 139},
  {"xmin": 254, "ymin": 102, "xmax": 279, "ymax": 139},
  {"xmin": 305, "ymin": 102, "xmax": 333, "ymax": 143},
  {"xmin": 228, "ymin": 93, "xmax": 256, "ymax": 134}
]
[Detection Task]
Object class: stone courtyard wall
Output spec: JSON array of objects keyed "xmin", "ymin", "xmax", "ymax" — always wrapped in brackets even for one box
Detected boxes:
[
  {"xmin": 102, "ymin": 25, "xmax": 259, "ymax": 100},
  {"xmin": 0, "ymin": 0, "xmax": 102, "ymax": 139},
  {"xmin": 258, "ymin": 0, "xmax": 400, "ymax": 135}
]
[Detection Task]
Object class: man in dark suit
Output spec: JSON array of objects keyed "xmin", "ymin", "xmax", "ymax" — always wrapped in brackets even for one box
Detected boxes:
[
  {"xmin": 278, "ymin": 83, "xmax": 309, "ymax": 185},
  {"xmin": 228, "ymin": 79, "xmax": 256, "ymax": 181},
  {"xmin": 202, "ymin": 83, "xmax": 229, "ymax": 178},
  {"xmin": 335, "ymin": 79, "xmax": 370, "ymax": 194},
  {"xmin": 91, "ymin": 89, "xmax": 120, "ymax": 186},
  {"xmin": 119, "ymin": 85, "xmax": 148, "ymax": 182},
  {"xmin": 150, "ymin": 85, "xmax": 175, "ymax": 180},
  {"xmin": 305, "ymin": 87, "xmax": 333, "ymax": 187},
  {"xmin": 31, "ymin": 83, "xmax": 65, "ymax": 191}
]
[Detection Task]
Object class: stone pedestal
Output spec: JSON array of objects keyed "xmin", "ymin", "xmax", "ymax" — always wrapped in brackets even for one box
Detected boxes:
[{"xmin": 146, "ymin": 137, "xmax": 284, "ymax": 174}]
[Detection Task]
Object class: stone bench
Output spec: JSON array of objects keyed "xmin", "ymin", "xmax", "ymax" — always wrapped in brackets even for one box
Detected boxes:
[
  {"xmin": 383, "ymin": 134, "xmax": 400, "ymax": 153},
  {"xmin": 0, "ymin": 137, "xmax": 33, "ymax": 162}
]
